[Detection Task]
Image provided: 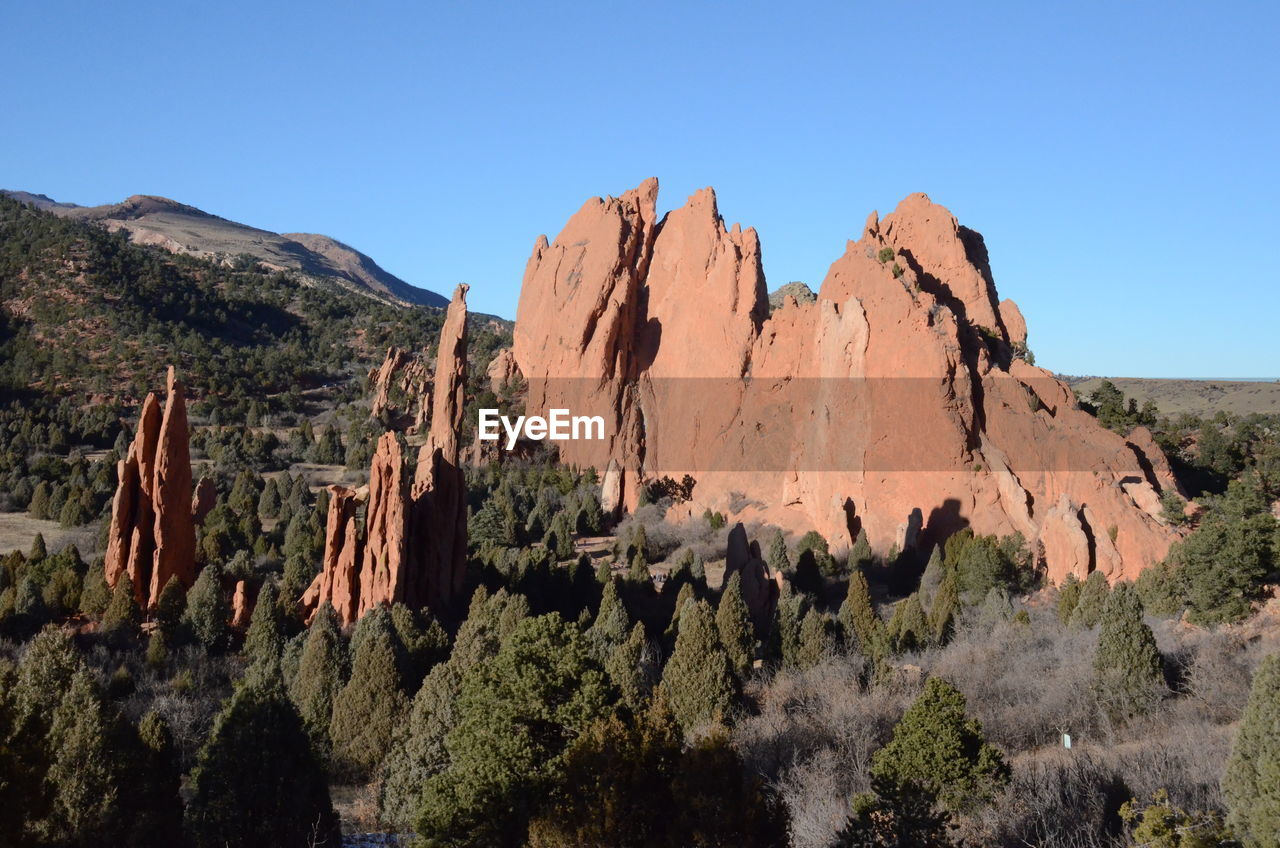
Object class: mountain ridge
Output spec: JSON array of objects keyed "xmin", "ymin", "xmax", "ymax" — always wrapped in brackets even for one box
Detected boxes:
[{"xmin": 1, "ymin": 189, "xmax": 448, "ymax": 308}]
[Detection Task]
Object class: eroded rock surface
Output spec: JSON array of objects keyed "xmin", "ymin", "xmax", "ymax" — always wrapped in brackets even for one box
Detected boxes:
[
  {"xmin": 512, "ymin": 180, "xmax": 1180, "ymax": 582},
  {"xmin": 105, "ymin": 367, "xmax": 197, "ymax": 608}
]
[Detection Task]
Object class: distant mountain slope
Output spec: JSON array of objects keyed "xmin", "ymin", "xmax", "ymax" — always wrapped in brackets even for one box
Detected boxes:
[
  {"xmin": 2, "ymin": 190, "xmax": 447, "ymax": 307},
  {"xmin": 1065, "ymin": 376, "xmax": 1280, "ymax": 417}
]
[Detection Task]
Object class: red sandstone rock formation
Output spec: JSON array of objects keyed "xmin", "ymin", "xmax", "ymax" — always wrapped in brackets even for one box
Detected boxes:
[
  {"xmin": 360, "ymin": 433, "xmax": 410, "ymax": 618},
  {"xmin": 512, "ymin": 180, "xmax": 1181, "ymax": 583},
  {"xmin": 191, "ymin": 476, "xmax": 217, "ymax": 526},
  {"xmin": 231, "ymin": 580, "xmax": 252, "ymax": 629},
  {"xmin": 411, "ymin": 283, "xmax": 470, "ymax": 611},
  {"xmin": 299, "ymin": 285, "xmax": 471, "ymax": 625},
  {"xmin": 104, "ymin": 367, "xmax": 197, "ymax": 608},
  {"xmin": 301, "ymin": 485, "xmax": 364, "ymax": 624},
  {"xmin": 486, "ymin": 348, "xmax": 519, "ymax": 395},
  {"xmin": 369, "ymin": 345, "xmax": 432, "ymax": 426}
]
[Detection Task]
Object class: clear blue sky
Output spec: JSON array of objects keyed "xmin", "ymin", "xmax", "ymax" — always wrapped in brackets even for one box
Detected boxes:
[{"xmin": 4, "ymin": 1, "xmax": 1277, "ymax": 378}]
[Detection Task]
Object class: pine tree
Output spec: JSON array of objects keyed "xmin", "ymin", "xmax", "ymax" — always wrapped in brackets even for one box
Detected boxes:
[
  {"xmin": 872, "ymin": 676, "xmax": 1010, "ymax": 813},
  {"xmin": 766, "ymin": 529, "xmax": 791, "ymax": 574},
  {"xmin": 850, "ymin": 528, "xmax": 874, "ymax": 572},
  {"xmin": 79, "ymin": 564, "xmax": 112, "ymax": 619},
  {"xmin": 716, "ymin": 573, "xmax": 755, "ymax": 678},
  {"xmin": 1223, "ymin": 653, "xmax": 1280, "ymax": 846},
  {"xmin": 796, "ymin": 608, "xmax": 834, "ymax": 670},
  {"xmin": 1057, "ymin": 573, "xmax": 1083, "ymax": 624},
  {"xmin": 29, "ymin": 532, "xmax": 47, "ymax": 561},
  {"xmin": 887, "ymin": 594, "xmax": 930, "ymax": 654},
  {"xmin": 839, "ymin": 570, "xmax": 886, "ymax": 661},
  {"xmin": 1069, "ymin": 569, "xmax": 1110, "ymax": 629},
  {"xmin": 417, "ymin": 613, "xmax": 612, "ymax": 845},
  {"xmin": 660, "ymin": 600, "xmax": 736, "ymax": 733},
  {"xmin": 918, "ymin": 545, "xmax": 945, "ymax": 610},
  {"xmin": 155, "ymin": 575, "xmax": 187, "ymax": 641},
  {"xmin": 329, "ymin": 607, "xmax": 407, "ymax": 781},
  {"xmin": 185, "ymin": 563, "xmax": 229, "ymax": 651},
  {"xmin": 1092, "ymin": 583, "xmax": 1165, "ymax": 723},
  {"xmin": 772, "ymin": 585, "xmax": 808, "ymax": 669},
  {"xmin": 289, "ymin": 603, "xmax": 347, "ymax": 760},
  {"xmin": 36, "ymin": 667, "xmax": 121, "ymax": 845},
  {"xmin": 606, "ymin": 622, "xmax": 652, "ymax": 712},
  {"xmin": 243, "ymin": 581, "xmax": 284, "ymax": 663},
  {"xmin": 543, "ymin": 510, "xmax": 575, "ymax": 561},
  {"xmin": 930, "ymin": 574, "xmax": 959, "ymax": 646},
  {"xmin": 588, "ymin": 577, "xmax": 630, "ymax": 659},
  {"xmin": 102, "ymin": 578, "xmax": 142, "ymax": 643},
  {"xmin": 257, "ymin": 478, "xmax": 281, "ymax": 518},
  {"xmin": 186, "ymin": 661, "xmax": 340, "ymax": 848},
  {"xmin": 391, "ymin": 602, "xmax": 449, "ymax": 691},
  {"xmin": 28, "ymin": 481, "xmax": 51, "ymax": 520}
]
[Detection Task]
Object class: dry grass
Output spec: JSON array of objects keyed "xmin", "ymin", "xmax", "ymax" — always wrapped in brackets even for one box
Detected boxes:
[{"xmin": 0, "ymin": 512, "xmax": 95, "ymax": 555}]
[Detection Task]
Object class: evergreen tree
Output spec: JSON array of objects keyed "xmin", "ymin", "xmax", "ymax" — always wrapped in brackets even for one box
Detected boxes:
[
  {"xmin": 1057, "ymin": 573, "xmax": 1083, "ymax": 624},
  {"xmin": 186, "ymin": 661, "xmax": 340, "ymax": 848},
  {"xmin": 660, "ymin": 600, "xmax": 736, "ymax": 733},
  {"xmin": 839, "ymin": 570, "xmax": 886, "ymax": 661},
  {"xmin": 391, "ymin": 602, "xmax": 449, "ymax": 691},
  {"xmin": 587, "ymin": 578, "xmax": 630, "ymax": 659},
  {"xmin": 185, "ymin": 563, "xmax": 229, "ymax": 651},
  {"xmin": 766, "ymin": 529, "xmax": 791, "ymax": 574},
  {"xmin": 605, "ymin": 622, "xmax": 652, "ymax": 713},
  {"xmin": 243, "ymin": 582, "xmax": 284, "ymax": 663},
  {"xmin": 918, "ymin": 545, "xmax": 945, "ymax": 610},
  {"xmin": 849, "ymin": 528, "xmax": 874, "ymax": 572},
  {"xmin": 716, "ymin": 573, "xmax": 756, "ymax": 678},
  {"xmin": 329, "ymin": 607, "xmax": 407, "ymax": 781},
  {"xmin": 526, "ymin": 702, "xmax": 789, "ymax": 848},
  {"xmin": 289, "ymin": 603, "xmax": 347, "ymax": 761},
  {"xmin": 417, "ymin": 613, "xmax": 612, "ymax": 846},
  {"xmin": 29, "ymin": 532, "xmax": 47, "ymax": 561},
  {"xmin": 1223, "ymin": 653, "xmax": 1280, "ymax": 846},
  {"xmin": 1092, "ymin": 583, "xmax": 1166, "ymax": 723},
  {"xmin": 101, "ymin": 578, "xmax": 142, "ymax": 644},
  {"xmin": 79, "ymin": 563, "xmax": 112, "ymax": 619},
  {"xmin": 155, "ymin": 575, "xmax": 187, "ymax": 641},
  {"xmin": 29, "ymin": 481, "xmax": 51, "ymax": 520},
  {"xmin": 257, "ymin": 478, "xmax": 281, "ymax": 519},
  {"xmin": 930, "ymin": 574, "xmax": 959, "ymax": 646},
  {"xmin": 796, "ymin": 608, "xmax": 834, "ymax": 670},
  {"xmin": 871, "ymin": 676, "xmax": 1010, "ymax": 813},
  {"xmin": 1069, "ymin": 570, "xmax": 1110, "ymax": 629},
  {"xmin": 35, "ymin": 667, "xmax": 121, "ymax": 846},
  {"xmin": 1174, "ymin": 480, "xmax": 1276, "ymax": 625},
  {"xmin": 887, "ymin": 593, "xmax": 930, "ymax": 654},
  {"xmin": 543, "ymin": 510, "xmax": 575, "ymax": 561},
  {"xmin": 772, "ymin": 585, "xmax": 808, "ymax": 669},
  {"xmin": 835, "ymin": 775, "xmax": 954, "ymax": 848}
]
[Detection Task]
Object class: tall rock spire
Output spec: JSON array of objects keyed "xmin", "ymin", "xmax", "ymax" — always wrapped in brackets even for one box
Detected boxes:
[{"xmin": 104, "ymin": 367, "xmax": 199, "ymax": 608}]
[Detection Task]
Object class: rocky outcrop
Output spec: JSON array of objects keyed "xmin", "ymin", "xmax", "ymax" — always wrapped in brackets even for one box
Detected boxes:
[
  {"xmin": 724, "ymin": 523, "xmax": 783, "ymax": 636},
  {"xmin": 360, "ymin": 433, "xmax": 410, "ymax": 618},
  {"xmin": 104, "ymin": 367, "xmax": 197, "ymax": 608},
  {"xmin": 301, "ymin": 485, "xmax": 364, "ymax": 625},
  {"xmin": 486, "ymin": 348, "xmax": 520, "ymax": 395},
  {"xmin": 512, "ymin": 180, "xmax": 1181, "ymax": 583},
  {"xmin": 191, "ymin": 477, "xmax": 217, "ymax": 525},
  {"xmin": 231, "ymin": 581, "xmax": 252, "ymax": 629},
  {"xmin": 369, "ymin": 346, "xmax": 431, "ymax": 426},
  {"xmin": 299, "ymin": 285, "xmax": 471, "ymax": 625},
  {"xmin": 411, "ymin": 283, "xmax": 470, "ymax": 612}
]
